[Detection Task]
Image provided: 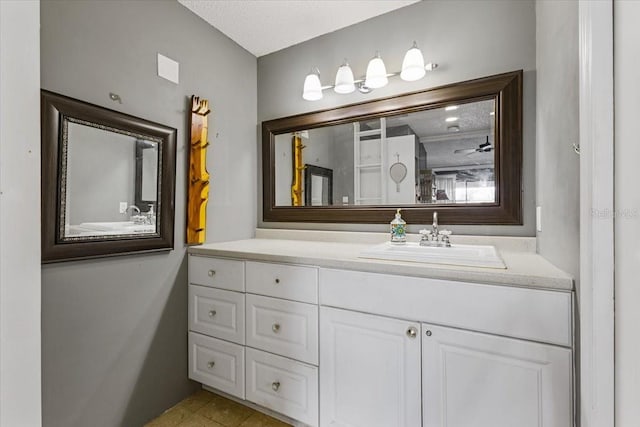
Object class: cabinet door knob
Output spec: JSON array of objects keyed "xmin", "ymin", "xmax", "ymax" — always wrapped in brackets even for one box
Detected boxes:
[
  {"xmin": 272, "ymin": 381, "xmax": 281, "ymax": 392},
  {"xmin": 208, "ymin": 310, "xmax": 217, "ymax": 317},
  {"xmin": 207, "ymin": 361, "xmax": 215, "ymax": 369},
  {"xmin": 208, "ymin": 270, "xmax": 216, "ymax": 277},
  {"xmin": 275, "ymin": 278, "xmax": 280, "ymax": 284},
  {"xmin": 272, "ymin": 323, "xmax": 281, "ymax": 333},
  {"xmin": 425, "ymin": 330, "xmax": 432, "ymax": 337},
  {"xmin": 406, "ymin": 327, "xmax": 418, "ymax": 339}
]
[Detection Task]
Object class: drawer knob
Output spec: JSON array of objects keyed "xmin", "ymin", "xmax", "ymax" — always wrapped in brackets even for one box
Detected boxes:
[
  {"xmin": 207, "ymin": 361, "xmax": 215, "ymax": 369},
  {"xmin": 208, "ymin": 310, "xmax": 217, "ymax": 317},
  {"xmin": 272, "ymin": 323, "xmax": 281, "ymax": 333},
  {"xmin": 208, "ymin": 270, "xmax": 216, "ymax": 277},
  {"xmin": 406, "ymin": 327, "xmax": 418, "ymax": 339},
  {"xmin": 271, "ymin": 381, "xmax": 281, "ymax": 392},
  {"xmin": 425, "ymin": 330, "xmax": 432, "ymax": 337},
  {"xmin": 275, "ymin": 278, "xmax": 280, "ymax": 284}
]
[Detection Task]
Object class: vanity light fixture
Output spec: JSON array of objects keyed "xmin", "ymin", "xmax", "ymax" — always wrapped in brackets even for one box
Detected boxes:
[
  {"xmin": 445, "ymin": 105, "xmax": 459, "ymax": 111},
  {"xmin": 445, "ymin": 116, "xmax": 459, "ymax": 122},
  {"xmin": 489, "ymin": 111, "xmax": 495, "ymax": 116},
  {"xmin": 301, "ymin": 42, "xmax": 438, "ymax": 101}
]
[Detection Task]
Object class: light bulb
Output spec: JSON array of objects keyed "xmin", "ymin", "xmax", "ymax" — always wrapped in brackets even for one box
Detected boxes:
[
  {"xmin": 302, "ymin": 69, "xmax": 323, "ymax": 101},
  {"xmin": 400, "ymin": 42, "xmax": 426, "ymax": 82},
  {"xmin": 334, "ymin": 61, "xmax": 355, "ymax": 94},
  {"xmin": 365, "ymin": 52, "xmax": 388, "ymax": 89}
]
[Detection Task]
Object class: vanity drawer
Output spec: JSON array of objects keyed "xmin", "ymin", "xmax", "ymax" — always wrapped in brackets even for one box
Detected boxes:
[
  {"xmin": 188, "ymin": 332, "xmax": 245, "ymax": 399},
  {"xmin": 246, "ymin": 261, "xmax": 318, "ymax": 304},
  {"xmin": 246, "ymin": 294, "xmax": 318, "ymax": 365},
  {"xmin": 246, "ymin": 347, "xmax": 318, "ymax": 427},
  {"xmin": 320, "ymin": 268, "xmax": 573, "ymax": 347},
  {"xmin": 189, "ymin": 255, "xmax": 244, "ymax": 292},
  {"xmin": 189, "ymin": 285, "xmax": 245, "ymax": 345}
]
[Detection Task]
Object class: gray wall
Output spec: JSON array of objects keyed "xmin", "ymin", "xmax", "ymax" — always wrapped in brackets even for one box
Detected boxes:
[
  {"xmin": 257, "ymin": 0, "xmax": 536, "ymax": 236},
  {"xmin": 0, "ymin": 1, "xmax": 42, "ymax": 425},
  {"xmin": 40, "ymin": 1, "xmax": 257, "ymax": 426},
  {"xmin": 615, "ymin": 1, "xmax": 640, "ymax": 424},
  {"xmin": 535, "ymin": 0, "xmax": 579, "ymax": 281}
]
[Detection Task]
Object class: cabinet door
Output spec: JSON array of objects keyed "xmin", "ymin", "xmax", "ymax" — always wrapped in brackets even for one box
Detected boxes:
[
  {"xmin": 422, "ymin": 324, "xmax": 573, "ymax": 427},
  {"xmin": 320, "ymin": 307, "xmax": 421, "ymax": 427}
]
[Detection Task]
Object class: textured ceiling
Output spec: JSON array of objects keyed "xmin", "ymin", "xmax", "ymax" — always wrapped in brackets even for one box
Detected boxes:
[{"xmin": 178, "ymin": 0, "xmax": 420, "ymax": 57}]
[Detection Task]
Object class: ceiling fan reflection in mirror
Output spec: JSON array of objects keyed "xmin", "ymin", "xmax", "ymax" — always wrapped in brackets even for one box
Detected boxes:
[{"xmin": 454, "ymin": 135, "xmax": 493, "ymax": 155}]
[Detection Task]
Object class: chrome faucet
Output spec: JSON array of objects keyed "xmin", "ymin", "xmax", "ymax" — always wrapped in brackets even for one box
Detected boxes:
[
  {"xmin": 432, "ymin": 211, "xmax": 438, "ymax": 236},
  {"xmin": 419, "ymin": 211, "xmax": 453, "ymax": 247},
  {"xmin": 126, "ymin": 205, "xmax": 140, "ymax": 215}
]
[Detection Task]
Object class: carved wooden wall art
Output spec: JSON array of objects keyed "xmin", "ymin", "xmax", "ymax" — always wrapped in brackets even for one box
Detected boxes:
[
  {"xmin": 187, "ymin": 96, "xmax": 211, "ymax": 244},
  {"xmin": 291, "ymin": 133, "xmax": 305, "ymax": 206}
]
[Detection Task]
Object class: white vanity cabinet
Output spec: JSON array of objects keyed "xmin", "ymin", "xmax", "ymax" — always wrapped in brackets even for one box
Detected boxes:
[
  {"xmin": 319, "ymin": 307, "xmax": 422, "ymax": 427},
  {"xmin": 319, "ymin": 268, "xmax": 574, "ymax": 427},
  {"xmin": 422, "ymin": 324, "xmax": 573, "ymax": 427},
  {"xmin": 188, "ymin": 249, "xmax": 574, "ymax": 427},
  {"xmin": 188, "ymin": 255, "xmax": 320, "ymax": 427}
]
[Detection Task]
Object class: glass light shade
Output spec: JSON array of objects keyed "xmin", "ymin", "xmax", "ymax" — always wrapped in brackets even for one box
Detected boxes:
[
  {"xmin": 334, "ymin": 63, "xmax": 355, "ymax": 94},
  {"xmin": 400, "ymin": 43, "xmax": 426, "ymax": 82},
  {"xmin": 365, "ymin": 54, "xmax": 388, "ymax": 89},
  {"xmin": 302, "ymin": 71, "xmax": 323, "ymax": 101}
]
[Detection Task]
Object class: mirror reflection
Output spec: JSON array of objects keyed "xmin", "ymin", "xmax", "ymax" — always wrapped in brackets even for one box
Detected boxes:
[
  {"xmin": 274, "ymin": 99, "xmax": 496, "ymax": 207},
  {"xmin": 62, "ymin": 119, "xmax": 160, "ymax": 239}
]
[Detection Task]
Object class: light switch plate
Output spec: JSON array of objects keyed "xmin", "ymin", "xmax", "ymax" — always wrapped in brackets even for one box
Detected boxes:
[{"xmin": 157, "ymin": 53, "xmax": 179, "ymax": 84}]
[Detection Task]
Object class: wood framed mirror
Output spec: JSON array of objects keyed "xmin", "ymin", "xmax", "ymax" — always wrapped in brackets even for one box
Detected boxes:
[
  {"xmin": 262, "ymin": 70, "xmax": 522, "ymax": 225},
  {"xmin": 41, "ymin": 90, "xmax": 177, "ymax": 262}
]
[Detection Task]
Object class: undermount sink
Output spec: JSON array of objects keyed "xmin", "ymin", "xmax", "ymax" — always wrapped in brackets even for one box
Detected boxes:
[{"xmin": 359, "ymin": 241, "xmax": 506, "ymax": 269}]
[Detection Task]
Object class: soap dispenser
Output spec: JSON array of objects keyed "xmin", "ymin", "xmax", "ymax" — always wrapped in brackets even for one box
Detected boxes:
[{"xmin": 390, "ymin": 208, "xmax": 407, "ymax": 244}]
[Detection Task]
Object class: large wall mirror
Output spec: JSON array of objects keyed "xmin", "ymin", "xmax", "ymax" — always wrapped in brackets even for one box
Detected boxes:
[
  {"xmin": 41, "ymin": 90, "xmax": 177, "ymax": 262},
  {"xmin": 262, "ymin": 71, "xmax": 522, "ymax": 225}
]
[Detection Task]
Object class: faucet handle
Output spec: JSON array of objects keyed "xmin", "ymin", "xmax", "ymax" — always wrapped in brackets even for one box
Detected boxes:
[
  {"xmin": 419, "ymin": 229, "xmax": 431, "ymax": 236},
  {"xmin": 438, "ymin": 230, "xmax": 452, "ymax": 236}
]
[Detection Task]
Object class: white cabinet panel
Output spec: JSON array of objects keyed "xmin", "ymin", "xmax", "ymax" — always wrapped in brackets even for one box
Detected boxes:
[
  {"xmin": 246, "ymin": 261, "xmax": 318, "ymax": 304},
  {"xmin": 246, "ymin": 294, "xmax": 318, "ymax": 365},
  {"xmin": 320, "ymin": 307, "xmax": 421, "ymax": 427},
  {"xmin": 422, "ymin": 324, "xmax": 572, "ymax": 427},
  {"xmin": 189, "ymin": 285, "xmax": 245, "ymax": 344},
  {"xmin": 189, "ymin": 255, "xmax": 245, "ymax": 292},
  {"xmin": 188, "ymin": 332, "xmax": 245, "ymax": 399},
  {"xmin": 246, "ymin": 348, "xmax": 318, "ymax": 427},
  {"xmin": 320, "ymin": 268, "xmax": 572, "ymax": 347}
]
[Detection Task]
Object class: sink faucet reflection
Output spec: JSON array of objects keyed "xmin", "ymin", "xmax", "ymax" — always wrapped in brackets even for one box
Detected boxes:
[
  {"xmin": 126, "ymin": 205, "xmax": 147, "ymax": 225},
  {"xmin": 420, "ymin": 211, "xmax": 452, "ymax": 247}
]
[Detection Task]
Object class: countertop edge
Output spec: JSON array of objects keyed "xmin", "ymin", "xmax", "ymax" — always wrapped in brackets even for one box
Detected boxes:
[{"xmin": 188, "ymin": 243, "xmax": 574, "ymax": 292}]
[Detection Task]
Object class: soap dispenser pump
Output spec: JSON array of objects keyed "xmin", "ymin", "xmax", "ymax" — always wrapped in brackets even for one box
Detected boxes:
[{"xmin": 390, "ymin": 208, "xmax": 407, "ymax": 244}]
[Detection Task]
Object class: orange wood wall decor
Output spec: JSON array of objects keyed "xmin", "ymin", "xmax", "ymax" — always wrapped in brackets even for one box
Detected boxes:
[
  {"xmin": 187, "ymin": 96, "xmax": 211, "ymax": 244},
  {"xmin": 291, "ymin": 134, "xmax": 305, "ymax": 206}
]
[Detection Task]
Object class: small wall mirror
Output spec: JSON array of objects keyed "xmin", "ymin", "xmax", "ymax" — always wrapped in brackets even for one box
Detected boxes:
[
  {"xmin": 41, "ymin": 90, "xmax": 177, "ymax": 262},
  {"xmin": 304, "ymin": 164, "xmax": 333, "ymax": 206},
  {"xmin": 262, "ymin": 71, "xmax": 522, "ymax": 225}
]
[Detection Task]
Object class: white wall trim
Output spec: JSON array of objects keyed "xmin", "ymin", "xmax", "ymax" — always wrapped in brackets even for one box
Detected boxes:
[{"xmin": 578, "ymin": 1, "xmax": 615, "ymax": 426}]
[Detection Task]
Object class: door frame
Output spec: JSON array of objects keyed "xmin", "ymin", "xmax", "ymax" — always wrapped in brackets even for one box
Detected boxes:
[{"xmin": 578, "ymin": 1, "xmax": 615, "ymax": 426}]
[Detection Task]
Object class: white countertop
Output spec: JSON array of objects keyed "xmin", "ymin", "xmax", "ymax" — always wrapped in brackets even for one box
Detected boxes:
[{"xmin": 188, "ymin": 230, "xmax": 573, "ymax": 291}]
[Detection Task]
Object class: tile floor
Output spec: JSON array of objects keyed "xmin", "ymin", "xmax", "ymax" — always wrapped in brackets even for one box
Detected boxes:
[{"xmin": 145, "ymin": 389, "xmax": 291, "ymax": 427}]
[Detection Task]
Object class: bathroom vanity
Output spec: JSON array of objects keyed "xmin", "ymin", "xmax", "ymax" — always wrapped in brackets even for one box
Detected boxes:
[{"xmin": 187, "ymin": 230, "xmax": 574, "ymax": 427}]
